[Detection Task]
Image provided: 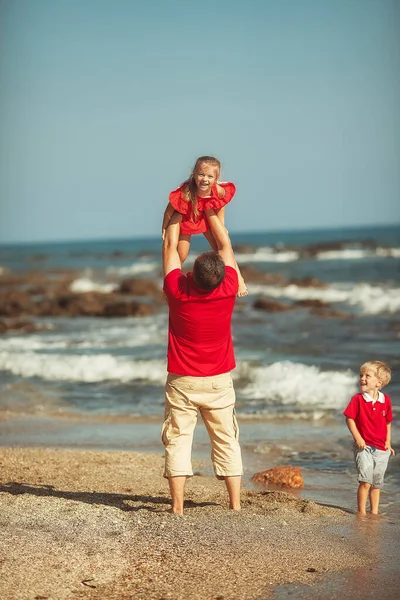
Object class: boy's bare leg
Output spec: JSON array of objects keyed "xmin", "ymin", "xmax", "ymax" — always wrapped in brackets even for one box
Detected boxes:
[
  {"xmin": 224, "ymin": 475, "xmax": 242, "ymax": 511},
  {"xmin": 203, "ymin": 230, "xmax": 248, "ymax": 297},
  {"xmin": 177, "ymin": 234, "xmax": 191, "ymax": 264},
  {"xmin": 168, "ymin": 476, "xmax": 187, "ymax": 514},
  {"xmin": 369, "ymin": 487, "xmax": 381, "ymax": 515},
  {"xmin": 357, "ymin": 481, "xmax": 371, "ymax": 515}
]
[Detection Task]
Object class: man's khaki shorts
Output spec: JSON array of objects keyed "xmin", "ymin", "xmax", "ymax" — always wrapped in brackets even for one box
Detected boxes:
[{"xmin": 162, "ymin": 372, "xmax": 243, "ymax": 478}]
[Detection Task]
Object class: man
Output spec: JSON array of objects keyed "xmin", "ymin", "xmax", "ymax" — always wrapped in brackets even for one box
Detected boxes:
[{"xmin": 162, "ymin": 208, "xmax": 242, "ymax": 515}]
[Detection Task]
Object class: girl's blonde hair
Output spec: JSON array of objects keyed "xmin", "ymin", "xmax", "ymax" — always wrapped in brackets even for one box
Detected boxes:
[
  {"xmin": 183, "ymin": 156, "xmax": 221, "ymax": 219},
  {"xmin": 360, "ymin": 361, "xmax": 392, "ymax": 386}
]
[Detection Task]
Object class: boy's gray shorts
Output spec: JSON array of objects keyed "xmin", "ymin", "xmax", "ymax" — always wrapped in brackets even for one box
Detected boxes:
[{"xmin": 354, "ymin": 445, "xmax": 390, "ymax": 488}]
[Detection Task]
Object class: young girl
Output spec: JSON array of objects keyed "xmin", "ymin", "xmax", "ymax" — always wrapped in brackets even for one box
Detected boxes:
[{"xmin": 162, "ymin": 156, "xmax": 248, "ymax": 297}]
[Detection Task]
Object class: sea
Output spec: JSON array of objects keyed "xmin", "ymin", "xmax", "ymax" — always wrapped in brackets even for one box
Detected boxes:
[{"xmin": 0, "ymin": 224, "xmax": 399, "ymax": 518}]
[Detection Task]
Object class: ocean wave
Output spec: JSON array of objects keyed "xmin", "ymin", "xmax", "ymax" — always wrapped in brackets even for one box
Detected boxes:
[
  {"xmin": 0, "ymin": 351, "xmax": 167, "ymax": 383},
  {"xmin": 235, "ymin": 248, "xmax": 299, "ymax": 263},
  {"xmin": 0, "ymin": 318, "xmax": 167, "ymax": 352},
  {"xmin": 239, "ymin": 361, "xmax": 357, "ymax": 409},
  {"xmin": 69, "ymin": 277, "xmax": 119, "ymax": 294},
  {"xmin": 248, "ymin": 282, "xmax": 400, "ymax": 314},
  {"xmin": 233, "ymin": 246, "xmax": 400, "ymax": 264},
  {"xmin": 238, "ymin": 410, "xmax": 333, "ymax": 421},
  {"xmin": 107, "ymin": 262, "xmax": 159, "ymax": 276},
  {"xmin": 316, "ymin": 247, "xmax": 400, "ymax": 260}
]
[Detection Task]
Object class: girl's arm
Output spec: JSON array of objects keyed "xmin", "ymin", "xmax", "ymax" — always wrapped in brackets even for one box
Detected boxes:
[
  {"xmin": 345, "ymin": 417, "xmax": 365, "ymax": 449},
  {"xmin": 162, "ymin": 202, "xmax": 175, "ymax": 240},
  {"xmin": 386, "ymin": 423, "xmax": 395, "ymax": 455}
]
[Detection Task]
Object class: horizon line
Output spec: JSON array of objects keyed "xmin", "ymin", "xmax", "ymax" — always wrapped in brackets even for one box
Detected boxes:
[{"xmin": 0, "ymin": 221, "xmax": 399, "ymax": 249}]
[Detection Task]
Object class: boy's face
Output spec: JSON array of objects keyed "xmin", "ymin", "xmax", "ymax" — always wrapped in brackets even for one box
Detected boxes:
[
  {"xmin": 359, "ymin": 369, "xmax": 382, "ymax": 396},
  {"xmin": 194, "ymin": 163, "xmax": 219, "ymax": 197}
]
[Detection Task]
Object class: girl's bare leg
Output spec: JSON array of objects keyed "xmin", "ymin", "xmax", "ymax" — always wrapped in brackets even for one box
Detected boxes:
[
  {"xmin": 203, "ymin": 230, "xmax": 248, "ymax": 297},
  {"xmin": 177, "ymin": 234, "xmax": 191, "ymax": 265}
]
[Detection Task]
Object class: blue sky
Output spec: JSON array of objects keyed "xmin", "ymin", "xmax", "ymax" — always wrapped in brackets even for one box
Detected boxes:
[{"xmin": 0, "ymin": 0, "xmax": 399, "ymax": 244}]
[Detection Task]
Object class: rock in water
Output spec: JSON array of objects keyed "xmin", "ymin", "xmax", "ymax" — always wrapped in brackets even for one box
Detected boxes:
[{"xmin": 251, "ymin": 466, "xmax": 304, "ymax": 488}]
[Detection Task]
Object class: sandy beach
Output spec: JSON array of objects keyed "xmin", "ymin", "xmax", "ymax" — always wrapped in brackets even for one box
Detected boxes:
[{"xmin": 1, "ymin": 447, "xmax": 398, "ymax": 600}]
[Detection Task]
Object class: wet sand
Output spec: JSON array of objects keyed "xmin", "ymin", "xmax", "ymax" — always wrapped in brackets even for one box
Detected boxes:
[{"xmin": 0, "ymin": 446, "xmax": 394, "ymax": 600}]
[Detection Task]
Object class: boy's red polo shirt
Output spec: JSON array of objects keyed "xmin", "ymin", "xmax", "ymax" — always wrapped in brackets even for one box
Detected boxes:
[
  {"xmin": 343, "ymin": 393, "xmax": 393, "ymax": 450},
  {"xmin": 163, "ymin": 266, "xmax": 237, "ymax": 377}
]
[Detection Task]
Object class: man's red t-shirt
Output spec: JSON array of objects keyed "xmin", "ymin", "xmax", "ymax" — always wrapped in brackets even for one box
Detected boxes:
[
  {"xmin": 343, "ymin": 393, "xmax": 393, "ymax": 451},
  {"xmin": 163, "ymin": 266, "xmax": 238, "ymax": 376}
]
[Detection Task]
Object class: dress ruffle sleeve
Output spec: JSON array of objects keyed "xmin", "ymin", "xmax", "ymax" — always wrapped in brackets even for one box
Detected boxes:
[
  {"xmin": 168, "ymin": 183, "xmax": 191, "ymax": 215},
  {"xmin": 198, "ymin": 182, "xmax": 236, "ymax": 211}
]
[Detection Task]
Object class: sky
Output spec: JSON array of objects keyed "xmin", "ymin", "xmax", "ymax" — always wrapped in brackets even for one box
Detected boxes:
[{"xmin": 0, "ymin": 0, "xmax": 399, "ymax": 244}]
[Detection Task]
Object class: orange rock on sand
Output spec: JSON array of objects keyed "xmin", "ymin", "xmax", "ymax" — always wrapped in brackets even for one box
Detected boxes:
[{"xmin": 251, "ymin": 466, "xmax": 304, "ymax": 489}]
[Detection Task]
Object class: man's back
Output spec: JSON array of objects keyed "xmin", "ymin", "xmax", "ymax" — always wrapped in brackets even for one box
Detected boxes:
[{"xmin": 163, "ymin": 266, "xmax": 238, "ymax": 376}]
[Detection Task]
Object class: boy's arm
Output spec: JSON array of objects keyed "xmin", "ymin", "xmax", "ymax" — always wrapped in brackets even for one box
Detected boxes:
[
  {"xmin": 162, "ymin": 212, "xmax": 182, "ymax": 278},
  {"xmin": 386, "ymin": 423, "xmax": 395, "ymax": 455},
  {"xmin": 162, "ymin": 202, "xmax": 175, "ymax": 240},
  {"xmin": 345, "ymin": 417, "xmax": 366, "ymax": 449},
  {"xmin": 204, "ymin": 208, "xmax": 235, "ymax": 269}
]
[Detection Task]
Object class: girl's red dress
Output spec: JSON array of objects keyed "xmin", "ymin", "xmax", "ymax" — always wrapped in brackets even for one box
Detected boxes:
[{"xmin": 169, "ymin": 181, "xmax": 236, "ymax": 235}]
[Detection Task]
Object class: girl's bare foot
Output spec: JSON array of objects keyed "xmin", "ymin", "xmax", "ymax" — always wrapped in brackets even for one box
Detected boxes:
[{"xmin": 238, "ymin": 280, "xmax": 248, "ymax": 297}]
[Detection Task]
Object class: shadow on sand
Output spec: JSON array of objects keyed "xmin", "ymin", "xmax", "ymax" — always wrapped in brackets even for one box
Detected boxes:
[{"xmin": 0, "ymin": 481, "xmax": 219, "ymax": 512}]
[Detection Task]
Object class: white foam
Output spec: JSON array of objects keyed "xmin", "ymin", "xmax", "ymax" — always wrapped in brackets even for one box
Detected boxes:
[
  {"xmin": 233, "ymin": 245, "xmax": 400, "ymax": 264},
  {"xmin": 69, "ymin": 277, "xmax": 118, "ymax": 294},
  {"xmin": 0, "ymin": 351, "xmax": 167, "ymax": 383},
  {"xmin": 107, "ymin": 262, "xmax": 158, "ymax": 276},
  {"xmin": 235, "ymin": 248, "xmax": 299, "ymax": 263},
  {"xmin": 0, "ymin": 317, "xmax": 167, "ymax": 352},
  {"xmin": 248, "ymin": 282, "xmax": 400, "ymax": 314},
  {"xmin": 376, "ymin": 247, "xmax": 400, "ymax": 258},
  {"xmin": 240, "ymin": 361, "xmax": 357, "ymax": 409},
  {"xmin": 317, "ymin": 247, "xmax": 400, "ymax": 260}
]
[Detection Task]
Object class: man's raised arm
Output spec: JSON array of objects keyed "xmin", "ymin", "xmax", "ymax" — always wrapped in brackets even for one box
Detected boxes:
[
  {"xmin": 204, "ymin": 209, "xmax": 236, "ymax": 269},
  {"xmin": 162, "ymin": 211, "xmax": 182, "ymax": 278}
]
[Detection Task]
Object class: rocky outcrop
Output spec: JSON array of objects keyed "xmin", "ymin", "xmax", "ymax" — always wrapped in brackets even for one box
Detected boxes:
[
  {"xmin": 0, "ymin": 270, "xmax": 162, "ymax": 320},
  {"xmin": 0, "ymin": 319, "xmax": 44, "ymax": 334},
  {"xmin": 118, "ymin": 278, "xmax": 162, "ymax": 298},
  {"xmin": 253, "ymin": 298, "xmax": 291, "ymax": 312}
]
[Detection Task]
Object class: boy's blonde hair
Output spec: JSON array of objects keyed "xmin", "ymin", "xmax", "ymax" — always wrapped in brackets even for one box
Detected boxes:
[{"xmin": 360, "ymin": 361, "xmax": 391, "ymax": 387}]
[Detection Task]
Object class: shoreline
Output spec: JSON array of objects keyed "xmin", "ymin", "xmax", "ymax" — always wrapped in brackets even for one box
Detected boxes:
[{"xmin": 1, "ymin": 447, "xmax": 399, "ymax": 600}]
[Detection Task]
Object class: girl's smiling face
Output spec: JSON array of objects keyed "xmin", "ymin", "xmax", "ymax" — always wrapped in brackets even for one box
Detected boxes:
[
  {"xmin": 359, "ymin": 369, "xmax": 382, "ymax": 397},
  {"xmin": 194, "ymin": 163, "xmax": 219, "ymax": 197}
]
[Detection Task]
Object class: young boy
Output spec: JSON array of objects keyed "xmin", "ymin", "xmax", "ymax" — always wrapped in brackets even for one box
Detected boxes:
[{"xmin": 344, "ymin": 361, "xmax": 395, "ymax": 516}]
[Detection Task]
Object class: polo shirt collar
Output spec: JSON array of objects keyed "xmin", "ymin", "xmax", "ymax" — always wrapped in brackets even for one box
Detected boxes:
[{"xmin": 363, "ymin": 391, "xmax": 384, "ymax": 404}]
